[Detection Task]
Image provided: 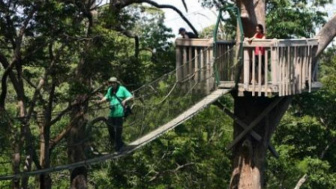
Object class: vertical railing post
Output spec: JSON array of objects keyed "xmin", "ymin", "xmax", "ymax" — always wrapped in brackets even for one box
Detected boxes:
[
  {"xmin": 264, "ymin": 49, "xmax": 268, "ymax": 96},
  {"xmin": 271, "ymin": 40, "xmax": 278, "ymax": 87},
  {"xmin": 243, "ymin": 48, "xmax": 250, "ymax": 90},
  {"xmin": 308, "ymin": 45, "xmax": 312, "ymax": 92},
  {"xmin": 208, "ymin": 45, "xmax": 214, "ymax": 93},
  {"xmin": 176, "ymin": 46, "xmax": 182, "ymax": 82}
]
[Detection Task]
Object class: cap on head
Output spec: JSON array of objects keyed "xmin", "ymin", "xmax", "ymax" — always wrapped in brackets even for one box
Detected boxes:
[
  {"xmin": 108, "ymin": 77, "xmax": 118, "ymax": 83},
  {"xmin": 178, "ymin": 27, "xmax": 186, "ymax": 34}
]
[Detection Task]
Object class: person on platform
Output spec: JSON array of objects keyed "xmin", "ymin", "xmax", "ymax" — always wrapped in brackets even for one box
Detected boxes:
[
  {"xmin": 178, "ymin": 27, "xmax": 197, "ymax": 39},
  {"xmin": 246, "ymin": 24, "xmax": 266, "ymax": 84}
]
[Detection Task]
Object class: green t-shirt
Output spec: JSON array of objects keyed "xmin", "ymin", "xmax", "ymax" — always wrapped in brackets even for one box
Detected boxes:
[{"xmin": 105, "ymin": 85, "xmax": 132, "ymax": 117}]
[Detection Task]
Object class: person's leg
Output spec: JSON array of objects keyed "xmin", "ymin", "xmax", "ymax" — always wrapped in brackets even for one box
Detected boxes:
[
  {"xmin": 107, "ymin": 117, "xmax": 115, "ymax": 148},
  {"xmin": 114, "ymin": 117, "xmax": 124, "ymax": 152},
  {"xmin": 261, "ymin": 55, "xmax": 265, "ymax": 84},
  {"xmin": 251, "ymin": 55, "xmax": 259, "ymax": 83}
]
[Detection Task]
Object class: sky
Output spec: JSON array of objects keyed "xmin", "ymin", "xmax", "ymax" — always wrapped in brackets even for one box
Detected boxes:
[
  {"xmin": 98, "ymin": 0, "xmax": 217, "ymax": 39},
  {"xmin": 155, "ymin": 0, "xmax": 335, "ymax": 40},
  {"xmin": 99, "ymin": 0, "xmax": 335, "ymax": 40},
  {"xmin": 153, "ymin": 0, "xmax": 217, "ymax": 39}
]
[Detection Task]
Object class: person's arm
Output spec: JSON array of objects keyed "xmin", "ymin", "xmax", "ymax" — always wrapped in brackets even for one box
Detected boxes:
[
  {"xmin": 183, "ymin": 34, "xmax": 189, "ymax": 39},
  {"xmin": 246, "ymin": 33, "xmax": 258, "ymax": 41},
  {"xmin": 95, "ymin": 88, "xmax": 110, "ymax": 104},
  {"xmin": 122, "ymin": 96, "xmax": 133, "ymax": 106},
  {"xmin": 121, "ymin": 87, "xmax": 133, "ymax": 106},
  {"xmin": 96, "ymin": 96, "xmax": 108, "ymax": 104},
  {"xmin": 245, "ymin": 35, "xmax": 252, "ymax": 42}
]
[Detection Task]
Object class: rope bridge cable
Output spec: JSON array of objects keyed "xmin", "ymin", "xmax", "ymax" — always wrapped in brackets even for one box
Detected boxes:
[{"xmin": 0, "ymin": 46, "xmax": 235, "ymax": 180}]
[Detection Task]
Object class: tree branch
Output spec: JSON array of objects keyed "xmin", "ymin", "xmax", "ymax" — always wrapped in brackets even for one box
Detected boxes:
[
  {"xmin": 294, "ymin": 174, "xmax": 307, "ymax": 189},
  {"xmin": 149, "ymin": 162, "xmax": 195, "ymax": 181},
  {"xmin": 25, "ymin": 44, "xmax": 66, "ymax": 123},
  {"xmin": 114, "ymin": 26, "xmax": 140, "ymax": 58},
  {"xmin": 113, "ymin": 0, "xmax": 198, "ymax": 37},
  {"xmin": 315, "ymin": 14, "xmax": 336, "ymax": 58},
  {"xmin": 0, "ymin": 53, "xmax": 12, "ymax": 109},
  {"xmin": 49, "ymin": 112, "xmax": 85, "ymax": 150},
  {"xmin": 182, "ymin": 0, "xmax": 188, "ymax": 12},
  {"xmin": 49, "ymin": 83, "xmax": 105, "ymax": 126}
]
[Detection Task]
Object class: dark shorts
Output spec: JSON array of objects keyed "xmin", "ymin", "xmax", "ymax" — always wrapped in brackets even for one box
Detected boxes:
[{"xmin": 107, "ymin": 117, "xmax": 123, "ymax": 127}]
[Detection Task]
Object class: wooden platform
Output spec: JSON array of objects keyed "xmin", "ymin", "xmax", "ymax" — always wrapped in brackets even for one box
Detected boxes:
[
  {"xmin": 217, "ymin": 81, "xmax": 322, "ymax": 96},
  {"xmin": 175, "ymin": 38, "xmax": 320, "ymax": 97}
]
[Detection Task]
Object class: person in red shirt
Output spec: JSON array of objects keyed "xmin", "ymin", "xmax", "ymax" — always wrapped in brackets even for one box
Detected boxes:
[{"xmin": 246, "ymin": 24, "xmax": 266, "ymax": 84}]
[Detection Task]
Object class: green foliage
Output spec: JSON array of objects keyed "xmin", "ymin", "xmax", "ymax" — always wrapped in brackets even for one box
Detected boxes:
[
  {"xmin": 267, "ymin": 113, "xmax": 336, "ymax": 187},
  {"xmin": 1, "ymin": 0, "xmax": 335, "ymax": 188},
  {"xmin": 0, "ymin": 112, "xmax": 11, "ymax": 151},
  {"xmin": 266, "ymin": 0, "xmax": 329, "ymax": 38},
  {"xmin": 199, "ymin": 0, "xmax": 331, "ymax": 39},
  {"xmin": 106, "ymin": 106, "xmax": 233, "ymax": 188},
  {"xmin": 132, "ymin": 5, "xmax": 176, "ymax": 81}
]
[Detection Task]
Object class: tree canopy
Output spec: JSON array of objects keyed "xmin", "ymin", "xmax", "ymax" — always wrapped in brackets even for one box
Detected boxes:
[{"xmin": 0, "ymin": 0, "xmax": 335, "ymax": 188}]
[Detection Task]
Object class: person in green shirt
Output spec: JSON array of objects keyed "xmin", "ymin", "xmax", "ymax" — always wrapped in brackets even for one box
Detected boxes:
[{"xmin": 97, "ymin": 77, "xmax": 133, "ymax": 152}]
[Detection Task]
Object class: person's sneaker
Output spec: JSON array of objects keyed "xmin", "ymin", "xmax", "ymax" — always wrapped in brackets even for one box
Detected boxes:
[{"xmin": 85, "ymin": 146, "xmax": 101, "ymax": 158}]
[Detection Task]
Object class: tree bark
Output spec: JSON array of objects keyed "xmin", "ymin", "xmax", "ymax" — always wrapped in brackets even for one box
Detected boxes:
[
  {"xmin": 68, "ymin": 1, "xmax": 94, "ymax": 188},
  {"xmin": 312, "ymin": 14, "xmax": 336, "ymax": 78},
  {"xmin": 237, "ymin": 0, "xmax": 265, "ymax": 37},
  {"xmin": 229, "ymin": 92, "xmax": 292, "ymax": 188},
  {"xmin": 68, "ymin": 110, "xmax": 88, "ymax": 189}
]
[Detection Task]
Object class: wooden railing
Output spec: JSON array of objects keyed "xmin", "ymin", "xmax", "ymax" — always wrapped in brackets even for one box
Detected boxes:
[
  {"xmin": 175, "ymin": 39, "xmax": 214, "ymax": 93},
  {"xmin": 175, "ymin": 38, "xmax": 319, "ymax": 96},
  {"xmin": 242, "ymin": 39, "xmax": 318, "ymax": 96}
]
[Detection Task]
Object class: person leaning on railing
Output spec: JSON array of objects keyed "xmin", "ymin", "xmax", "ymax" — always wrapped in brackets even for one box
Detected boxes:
[
  {"xmin": 245, "ymin": 24, "xmax": 266, "ymax": 84},
  {"xmin": 178, "ymin": 27, "xmax": 198, "ymax": 39}
]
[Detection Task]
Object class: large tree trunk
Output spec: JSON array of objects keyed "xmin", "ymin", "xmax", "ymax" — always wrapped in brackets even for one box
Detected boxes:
[
  {"xmin": 237, "ymin": 0, "xmax": 266, "ymax": 37},
  {"xmin": 68, "ymin": 2, "xmax": 94, "ymax": 187},
  {"xmin": 67, "ymin": 53, "xmax": 90, "ymax": 189},
  {"xmin": 38, "ymin": 109, "xmax": 52, "ymax": 189},
  {"xmin": 229, "ymin": 93, "xmax": 292, "ymax": 188},
  {"xmin": 229, "ymin": 1, "xmax": 270, "ymax": 187},
  {"xmin": 68, "ymin": 108, "xmax": 88, "ymax": 189}
]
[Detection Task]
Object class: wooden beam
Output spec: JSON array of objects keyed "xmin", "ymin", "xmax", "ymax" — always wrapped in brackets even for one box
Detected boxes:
[
  {"xmin": 219, "ymin": 104, "xmax": 278, "ymax": 158},
  {"xmin": 221, "ymin": 106, "xmax": 261, "ymax": 141},
  {"xmin": 226, "ymin": 97, "xmax": 283, "ymax": 150}
]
